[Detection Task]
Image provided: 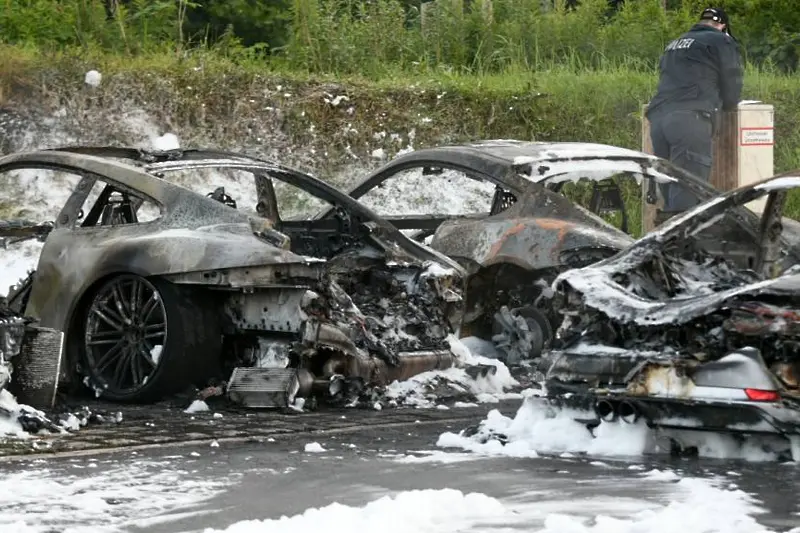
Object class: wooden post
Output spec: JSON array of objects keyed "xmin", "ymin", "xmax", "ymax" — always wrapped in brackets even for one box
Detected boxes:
[
  {"xmin": 640, "ymin": 105, "xmax": 662, "ymax": 233},
  {"xmin": 640, "ymin": 105, "xmax": 739, "ymax": 232},
  {"xmin": 711, "ymin": 110, "xmax": 741, "ymax": 191}
]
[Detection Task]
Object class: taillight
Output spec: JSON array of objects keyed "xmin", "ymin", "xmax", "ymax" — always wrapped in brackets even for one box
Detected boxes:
[{"xmin": 744, "ymin": 388, "xmax": 780, "ymax": 402}]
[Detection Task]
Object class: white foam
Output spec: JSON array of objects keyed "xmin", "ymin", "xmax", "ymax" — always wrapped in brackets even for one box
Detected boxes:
[
  {"xmin": 0, "ymin": 390, "xmax": 31, "ymax": 437},
  {"xmin": 0, "ymin": 240, "xmax": 41, "ymax": 297},
  {"xmin": 392, "ymin": 450, "xmax": 481, "ymax": 464},
  {"xmin": 0, "ymin": 459, "xmax": 234, "ymax": 532},
  {"xmin": 640, "ymin": 469, "xmax": 681, "ymax": 481},
  {"xmin": 84, "ymin": 70, "xmax": 102, "ymax": 87},
  {"xmin": 199, "ymin": 489, "xmax": 510, "ymax": 533},
  {"xmin": 184, "ymin": 400, "xmax": 210, "ymax": 414},
  {"xmin": 197, "ymin": 477, "xmax": 780, "ymax": 533},
  {"xmin": 437, "ymin": 397, "xmax": 652, "ymax": 459},
  {"xmin": 354, "ymin": 167, "xmax": 495, "ymax": 218},
  {"xmin": 152, "ymin": 132, "xmax": 181, "ymax": 151},
  {"xmin": 383, "ymin": 335, "xmax": 518, "ymax": 408},
  {"xmin": 436, "ymin": 396, "xmax": 790, "ymax": 462},
  {"xmin": 304, "ymin": 442, "xmax": 326, "ymax": 453}
]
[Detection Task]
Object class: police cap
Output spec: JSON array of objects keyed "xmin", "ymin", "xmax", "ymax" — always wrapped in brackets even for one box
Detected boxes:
[{"xmin": 700, "ymin": 7, "xmax": 731, "ymax": 35}]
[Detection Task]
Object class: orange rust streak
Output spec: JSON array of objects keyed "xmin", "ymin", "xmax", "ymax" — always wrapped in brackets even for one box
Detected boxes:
[
  {"xmin": 487, "ymin": 222, "xmax": 526, "ymax": 259},
  {"xmin": 486, "ymin": 218, "xmax": 576, "ymax": 260},
  {"xmin": 532, "ymin": 218, "xmax": 575, "ymax": 242}
]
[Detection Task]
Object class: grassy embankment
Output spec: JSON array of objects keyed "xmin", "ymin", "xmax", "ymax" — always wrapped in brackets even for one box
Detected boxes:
[{"xmin": 1, "ymin": 0, "xmax": 800, "ymax": 234}]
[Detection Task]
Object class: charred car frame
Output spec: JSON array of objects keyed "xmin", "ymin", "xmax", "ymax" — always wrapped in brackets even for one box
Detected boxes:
[
  {"xmin": 539, "ymin": 172, "xmax": 800, "ymax": 459},
  {"xmin": 0, "ymin": 147, "xmax": 470, "ymax": 410},
  {"xmin": 0, "ymin": 220, "xmax": 65, "ymax": 412},
  {"xmin": 340, "ymin": 140, "xmax": 772, "ymax": 365}
]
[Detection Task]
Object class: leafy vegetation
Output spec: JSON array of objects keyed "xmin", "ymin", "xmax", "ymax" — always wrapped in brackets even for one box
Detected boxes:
[{"xmin": 2, "ymin": 1, "xmax": 799, "ymax": 73}]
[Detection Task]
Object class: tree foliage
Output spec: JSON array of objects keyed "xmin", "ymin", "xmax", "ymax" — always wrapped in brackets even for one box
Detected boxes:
[{"xmin": 0, "ymin": 0, "xmax": 798, "ymax": 73}]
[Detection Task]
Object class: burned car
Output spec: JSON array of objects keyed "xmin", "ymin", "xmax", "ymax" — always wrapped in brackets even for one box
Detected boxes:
[
  {"xmin": 0, "ymin": 148, "xmax": 469, "ymax": 409},
  {"xmin": 539, "ymin": 172, "xmax": 800, "ymax": 458},
  {"xmin": 339, "ymin": 140, "xmax": 751, "ymax": 364}
]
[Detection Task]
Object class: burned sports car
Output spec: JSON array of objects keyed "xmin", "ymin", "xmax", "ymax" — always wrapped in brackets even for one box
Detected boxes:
[
  {"xmin": 0, "ymin": 147, "xmax": 470, "ymax": 409},
  {"xmin": 539, "ymin": 172, "xmax": 800, "ymax": 458},
  {"xmin": 340, "ymin": 140, "xmax": 759, "ymax": 364}
]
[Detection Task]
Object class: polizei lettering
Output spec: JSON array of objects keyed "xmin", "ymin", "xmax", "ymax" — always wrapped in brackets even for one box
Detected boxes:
[{"xmin": 665, "ymin": 38, "xmax": 695, "ymax": 51}]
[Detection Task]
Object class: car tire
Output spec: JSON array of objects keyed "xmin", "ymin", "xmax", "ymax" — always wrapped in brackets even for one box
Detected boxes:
[
  {"xmin": 491, "ymin": 305, "xmax": 554, "ymax": 363},
  {"xmin": 76, "ymin": 274, "xmax": 222, "ymax": 403}
]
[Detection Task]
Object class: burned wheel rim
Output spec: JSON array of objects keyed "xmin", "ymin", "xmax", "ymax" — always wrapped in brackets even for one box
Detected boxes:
[
  {"xmin": 491, "ymin": 305, "xmax": 552, "ymax": 365},
  {"xmin": 83, "ymin": 275, "xmax": 168, "ymax": 396}
]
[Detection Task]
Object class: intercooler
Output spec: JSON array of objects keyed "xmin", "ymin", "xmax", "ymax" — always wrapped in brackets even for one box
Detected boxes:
[{"xmin": 227, "ymin": 367, "xmax": 307, "ymax": 409}]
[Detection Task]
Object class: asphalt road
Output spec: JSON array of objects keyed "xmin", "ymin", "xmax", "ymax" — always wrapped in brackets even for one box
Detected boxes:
[{"xmin": 2, "ymin": 400, "xmax": 799, "ymax": 533}]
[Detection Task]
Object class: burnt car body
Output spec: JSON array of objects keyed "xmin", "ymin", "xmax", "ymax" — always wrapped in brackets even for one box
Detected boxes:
[
  {"xmin": 0, "ymin": 219, "xmax": 64, "ymax": 412},
  {"xmin": 338, "ymin": 140, "xmax": 783, "ymax": 364},
  {"xmin": 0, "ymin": 147, "xmax": 469, "ymax": 409},
  {"xmin": 538, "ymin": 172, "xmax": 800, "ymax": 459}
]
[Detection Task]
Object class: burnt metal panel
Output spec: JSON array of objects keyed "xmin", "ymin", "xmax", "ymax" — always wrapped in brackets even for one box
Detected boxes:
[{"xmin": 431, "ymin": 185, "xmax": 633, "ymax": 271}]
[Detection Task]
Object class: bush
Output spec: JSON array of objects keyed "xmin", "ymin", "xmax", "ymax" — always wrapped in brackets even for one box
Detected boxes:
[
  {"xmin": 184, "ymin": 0, "xmax": 294, "ymax": 52},
  {"xmin": 278, "ymin": 0, "xmax": 800, "ymax": 74},
  {"xmin": 2, "ymin": 1, "xmax": 800, "ymax": 74}
]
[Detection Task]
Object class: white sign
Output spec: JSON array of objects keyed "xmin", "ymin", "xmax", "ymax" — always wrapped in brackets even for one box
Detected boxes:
[{"xmin": 740, "ymin": 127, "xmax": 774, "ymax": 146}]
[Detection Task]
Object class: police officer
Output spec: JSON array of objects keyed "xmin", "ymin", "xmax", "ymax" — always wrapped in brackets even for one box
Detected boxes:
[{"xmin": 646, "ymin": 7, "xmax": 743, "ymax": 224}]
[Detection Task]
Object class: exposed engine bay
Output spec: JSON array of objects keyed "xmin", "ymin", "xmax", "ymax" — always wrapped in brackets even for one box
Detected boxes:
[
  {"xmin": 536, "ymin": 176, "xmax": 800, "ymax": 456},
  {"xmin": 209, "ymin": 257, "xmax": 467, "ymax": 409}
]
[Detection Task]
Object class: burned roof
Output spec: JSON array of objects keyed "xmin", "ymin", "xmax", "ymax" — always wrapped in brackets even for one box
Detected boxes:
[
  {"xmin": 451, "ymin": 140, "xmax": 657, "ymax": 163},
  {"xmin": 371, "ymin": 140, "xmax": 659, "ymax": 180},
  {"xmin": 340, "ymin": 140, "xmax": 677, "ymax": 203},
  {"xmin": 394, "ymin": 140, "xmax": 657, "ymax": 166},
  {"xmin": 42, "ymin": 141, "xmax": 659, "ymax": 173}
]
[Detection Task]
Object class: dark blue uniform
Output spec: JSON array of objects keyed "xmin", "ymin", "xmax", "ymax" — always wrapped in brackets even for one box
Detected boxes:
[{"xmin": 646, "ymin": 21, "xmax": 743, "ymax": 214}]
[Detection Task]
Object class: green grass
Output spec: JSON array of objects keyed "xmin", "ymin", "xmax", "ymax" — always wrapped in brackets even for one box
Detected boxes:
[{"xmin": 2, "ymin": 44, "xmax": 800, "ymax": 226}]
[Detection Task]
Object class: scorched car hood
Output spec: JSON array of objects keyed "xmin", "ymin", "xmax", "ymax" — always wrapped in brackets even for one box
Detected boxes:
[{"xmin": 554, "ymin": 172, "xmax": 800, "ymax": 326}]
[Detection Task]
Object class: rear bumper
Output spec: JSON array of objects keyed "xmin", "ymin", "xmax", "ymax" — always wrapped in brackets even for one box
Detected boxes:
[{"xmin": 546, "ymin": 382, "xmax": 800, "ymax": 437}]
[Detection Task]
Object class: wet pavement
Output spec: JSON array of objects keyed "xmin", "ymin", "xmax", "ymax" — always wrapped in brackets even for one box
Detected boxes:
[
  {"xmin": 0, "ymin": 363, "xmax": 540, "ymax": 459},
  {"xmin": 0, "ymin": 398, "xmax": 500, "ymax": 459},
  {"xmin": 138, "ymin": 425, "xmax": 800, "ymax": 533},
  {"xmin": 2, "ymin": 399, "xmax": 799, "ymax": 532}
]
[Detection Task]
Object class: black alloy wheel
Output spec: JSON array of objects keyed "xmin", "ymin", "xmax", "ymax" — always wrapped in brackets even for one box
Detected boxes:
[{"xmin": 83, "ymin": 274, "xmax": 167, "ymax": 398}]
